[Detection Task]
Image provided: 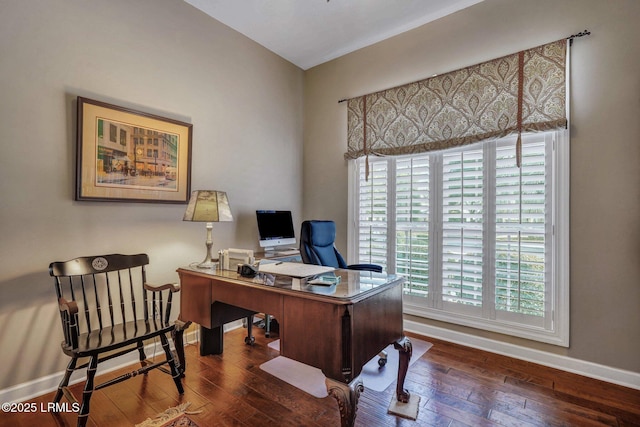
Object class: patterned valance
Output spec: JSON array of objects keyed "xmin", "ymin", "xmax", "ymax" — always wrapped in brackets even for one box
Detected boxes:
[{"xmin": 346, "ymin": 40, "xmax": 567, "ymax": 166}]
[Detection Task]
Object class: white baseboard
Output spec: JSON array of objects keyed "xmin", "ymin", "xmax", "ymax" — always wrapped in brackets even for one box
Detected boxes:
[{"xmin": 405, "ymin": 319, "xmax": 640, "ymax": 391}]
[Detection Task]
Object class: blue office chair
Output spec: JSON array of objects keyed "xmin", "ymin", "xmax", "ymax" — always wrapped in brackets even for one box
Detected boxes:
[{"xmin": 300, "ymin": 220, "xmax": 382, "ymax": 272}]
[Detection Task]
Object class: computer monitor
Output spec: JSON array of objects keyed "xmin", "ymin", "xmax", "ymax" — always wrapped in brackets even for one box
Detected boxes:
[{"xmin": 256, "ymin": 210, "xmax": 296, "ymax": 250}]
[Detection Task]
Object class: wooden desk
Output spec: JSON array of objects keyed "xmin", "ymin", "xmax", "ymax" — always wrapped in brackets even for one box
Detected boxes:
[
  {"xmin": 253, "ymin": 250, "xmax": 302, "ymax": 337},
  {"xmin": 177, "ymin": 267, "xmax": 412, "ymax": 426}
]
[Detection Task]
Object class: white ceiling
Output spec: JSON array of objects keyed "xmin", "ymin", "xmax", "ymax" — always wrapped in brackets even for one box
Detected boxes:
[{"xmin": 183, "ymin": 0, "xmax": 485, "ymax": 70}]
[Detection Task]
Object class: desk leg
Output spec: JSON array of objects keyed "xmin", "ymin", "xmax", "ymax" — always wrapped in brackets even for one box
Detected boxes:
[
  {"xmin": 326, "ymin": 376, "xmax": 363, "ymax": 427},
  {"xmin": 393, "ymin": 337, "xmax": 412, "ymax": 403},
  {"xmin": 199, "ymin": 325, "xmax": 224, "ymax": 356}
]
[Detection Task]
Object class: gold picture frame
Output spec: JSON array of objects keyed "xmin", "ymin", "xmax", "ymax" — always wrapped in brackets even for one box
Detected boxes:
[{"xmin": 76, "ymin": 97, "xmax": 192, "ymax": 203}]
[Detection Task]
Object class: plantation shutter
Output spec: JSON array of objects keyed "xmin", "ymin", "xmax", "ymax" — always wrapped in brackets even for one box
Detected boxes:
[
  {"xmin": 441, "ymin": 147, "xmax": 484, "ymax": 307},
  {"xmin": 494, "ymin": 134, "xmax": 550, "ymax": 318},
  {"xmin": 351, "ymin": 128, "xmax": 568, "ymax": 344},
  {"xmin": 396, "ymin": 155, "xmax": 430, "ymax": 297},
  {"xmin": 357, "ymin": 159, "xmax": 388, "ymax": 269}
]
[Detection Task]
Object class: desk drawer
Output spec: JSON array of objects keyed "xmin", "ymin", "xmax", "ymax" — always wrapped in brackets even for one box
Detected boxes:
[{"xmin": 211, "ymin": 278, "xmax": 283, "ymax": 319}]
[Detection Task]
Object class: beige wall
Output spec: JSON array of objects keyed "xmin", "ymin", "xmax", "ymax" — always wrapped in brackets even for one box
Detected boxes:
[
  {"xmin": 1, "ymin": 0, "xmax": 638, "ymax": 396},
  {"xmin": 0, "ymin": 0, "xmax": 303, "ymax": 390},
  {"xmin": 303, "ymin": 0, "xmax": 640, "ymax": 373}
]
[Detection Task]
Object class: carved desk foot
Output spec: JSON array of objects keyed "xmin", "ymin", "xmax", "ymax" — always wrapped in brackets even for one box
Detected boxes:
[
  {"xmin": 393, "ymin": 336, "xmax": 413, "ymax": 403},
  {"xmin": 326, "ymin": 376, "xmax": 364, "ymax": 427}
]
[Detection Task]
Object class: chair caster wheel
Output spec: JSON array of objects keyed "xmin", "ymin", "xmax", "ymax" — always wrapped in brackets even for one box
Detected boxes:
[{"xmin": 245, "ymin": 336, "xmax": 255, "ymax": 345}]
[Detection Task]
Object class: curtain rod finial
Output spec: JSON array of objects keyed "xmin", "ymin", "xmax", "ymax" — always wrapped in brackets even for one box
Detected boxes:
[{"xmin": 568, "ymin": 29, "xmax": 591, "ymax": 45}]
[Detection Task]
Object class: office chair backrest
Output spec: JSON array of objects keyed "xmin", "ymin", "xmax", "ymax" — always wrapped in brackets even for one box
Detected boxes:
[{"xmin": 299, "ymin": 220, "xmax": 348, "ymax": 269}]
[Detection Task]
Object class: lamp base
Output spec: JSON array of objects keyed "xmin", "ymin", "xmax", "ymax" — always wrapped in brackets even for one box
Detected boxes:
[
  {"xmin": 196, "ymin": 222, "xmax": 216, "ymax": 269},
  {"xmin": 196, "ymin": 259, "xmax": 217, "ymax": 269}
]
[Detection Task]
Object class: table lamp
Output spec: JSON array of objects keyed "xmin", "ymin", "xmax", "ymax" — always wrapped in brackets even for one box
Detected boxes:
[{"xmin": 183, "ymin": 190, "xmax": 233, "ymax": 268}]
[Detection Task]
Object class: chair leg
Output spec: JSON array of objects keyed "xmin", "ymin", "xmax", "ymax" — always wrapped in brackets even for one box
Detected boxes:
[
  {"xmin": 173, "ymin": 319, "xmax": 191, "ymax": 376},
  {"xmin": 77, "ymin": 355, "xmax": 98, "ymax": 427},
  {"xmin": 54, "ymin": 356, "xmax": 78, "ymax": 404},
  {"xmin": 265, "ymin": 314, "xmax": 271, "ymax": 338},
  {"xmin": 136, "ymin": 340, "xmax": 148, "ymax": 371},
  {"xmin": 378, "ymin": 350, "xmax": 388, "ymax": 367},
  {"xmin": 159, "ymin": 333, "xmax": 184, "ymax": 394},
  {"xmin": 245, "ymin": 315, "xmax": 255, "ymax": 345}
]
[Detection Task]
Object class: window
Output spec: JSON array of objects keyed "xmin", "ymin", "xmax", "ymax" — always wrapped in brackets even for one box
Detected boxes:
[
  {"xmin": 109, "ymin": 123, "xmax": 117, "ymax": 143},
  {"xmin": 349, "ymin": 131, "xmax": 569, "ymax": 345}
]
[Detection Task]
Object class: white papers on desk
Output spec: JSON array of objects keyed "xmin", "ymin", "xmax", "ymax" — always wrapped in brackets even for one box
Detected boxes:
[{"xmin": 258, "ymin": 261, "xmax": 335, "ymax": 278}]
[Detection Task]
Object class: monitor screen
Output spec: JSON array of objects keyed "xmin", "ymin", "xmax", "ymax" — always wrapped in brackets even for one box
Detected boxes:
[{"xmin": 256, "ymin": 210, "xmax": 296, "ymax": 249}]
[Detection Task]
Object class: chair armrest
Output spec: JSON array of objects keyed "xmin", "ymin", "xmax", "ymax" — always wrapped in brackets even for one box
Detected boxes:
[
  {"xmin": 144, "ymin": 283, "xmax": 180, "ymax": 325},
  {"xmin": 58, "ymin": 297, "xmax": 78, "ymax": 315},
  {"xmin": 144, "ymin": 282, "xmax": 181, "ymax": 293},
  {"xmin": 347, "ymin": 263, "xmax": 383, "ymax": 273},
  {"xmin": 174, "ymin": 318, "xmax": 192, "ymax": 331},
  {"xmin": 58, "ymin": 297, "xmax": 79, "ymax": 349}
]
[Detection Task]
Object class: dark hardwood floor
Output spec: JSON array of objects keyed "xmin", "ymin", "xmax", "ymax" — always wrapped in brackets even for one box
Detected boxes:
[{"xmin": 2, "ymin": 327, "xmax": 639, "ymax": 426}]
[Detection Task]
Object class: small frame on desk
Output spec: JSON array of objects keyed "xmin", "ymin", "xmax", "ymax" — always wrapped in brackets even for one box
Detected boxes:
[{"xmin": 76, "ymin": 96, "xmax": 192, "ymax": 203}]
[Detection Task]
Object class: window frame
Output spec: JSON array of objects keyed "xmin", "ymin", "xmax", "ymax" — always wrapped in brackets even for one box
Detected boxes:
[{"xmin": 348, "ymin": 130, "xmax": 570, "ymax": 346}]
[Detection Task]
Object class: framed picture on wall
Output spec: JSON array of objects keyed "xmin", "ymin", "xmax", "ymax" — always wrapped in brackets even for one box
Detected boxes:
[{"xmin": 76, "ymin": 96, "xmax": 192, "ymax": 203}]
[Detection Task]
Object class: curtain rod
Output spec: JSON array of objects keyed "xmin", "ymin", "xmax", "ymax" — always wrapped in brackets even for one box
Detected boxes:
[{"xmin": 337, "ymin": 30, "xmax": 591, "ymax": 104}]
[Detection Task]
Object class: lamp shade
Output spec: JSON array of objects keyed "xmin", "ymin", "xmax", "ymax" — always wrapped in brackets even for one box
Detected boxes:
[{"xmin": 183, "ymin": 190, "xmax": 233, "ymax": 222}]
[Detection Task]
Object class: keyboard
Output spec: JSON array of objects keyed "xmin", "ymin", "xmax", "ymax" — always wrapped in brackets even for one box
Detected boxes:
[
  {"xmin": 277, "ymin": 249, "xmax": 300, "ymax": 256},
  {"xmin": 258, "ymin": 261, "xmax": 335, "ymax": 278}
]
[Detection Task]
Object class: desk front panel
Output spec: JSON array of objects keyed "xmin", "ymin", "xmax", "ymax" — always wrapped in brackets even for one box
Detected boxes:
[
  {"xmin": 281, "ymin": 296, "xmax": 344, "ymax": 380},
  {"xmin": 280, "ymin": 280, "xmax": 403, "ymax": 383}
]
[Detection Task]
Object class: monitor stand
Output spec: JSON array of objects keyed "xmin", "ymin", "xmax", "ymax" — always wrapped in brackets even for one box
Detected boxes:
[{"xmin": 263, "ymin": 247, "xmax": 299, "ymax": 257}]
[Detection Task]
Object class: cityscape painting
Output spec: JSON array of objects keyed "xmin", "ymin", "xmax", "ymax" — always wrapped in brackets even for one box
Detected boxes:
[{"xmin": 76, "ymin": 97, "xmax": 192, "ymax": 203}]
